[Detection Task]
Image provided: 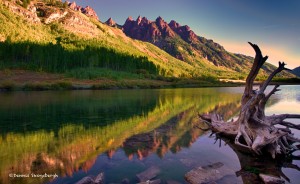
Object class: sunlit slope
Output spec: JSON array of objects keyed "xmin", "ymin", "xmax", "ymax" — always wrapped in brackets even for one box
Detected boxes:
[
  {"xmin": 0, "ymin": 2, "xmax": 215, "ymax": 78},
  {"xmin": 0, "ymin": 1, "xmax": 237, "ymax": 79}
]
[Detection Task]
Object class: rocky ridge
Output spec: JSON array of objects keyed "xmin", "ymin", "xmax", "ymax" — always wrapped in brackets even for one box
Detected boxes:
[
  {"xmin": 292, "ymin": 66, "xmax": 300, "ymax": 77},
  {"xmin": 122, "ymin": 16, "xmax": 250, "ymax": 70},
  {"xmin": 121, "ymin": 16, "xmax": 296, "ymax": 77},
  {"xmin": 0, "ymin": 0, "xmax": 294, "ymax": 77},
  {"xmin": 2, "ymin": 0, "xmax": 40, "ymax": 23},
  {"xmin": 105, "ymin": 17, "xmax": 116, "ymax": 27},
  {"xmin": 67, "ymin": 1, "xmax": 99, "ymax": 20}
]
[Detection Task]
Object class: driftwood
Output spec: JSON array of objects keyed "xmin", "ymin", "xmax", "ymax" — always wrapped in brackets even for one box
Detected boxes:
[{"xmin": 200, "ymin": 42, "xmax": 300, "ymax": 158}]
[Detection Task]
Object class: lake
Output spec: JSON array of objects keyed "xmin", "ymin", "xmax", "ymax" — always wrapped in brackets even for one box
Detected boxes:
[{"xmin": 0, "ymin": 86, "xmax": 299, "ymax": 184}]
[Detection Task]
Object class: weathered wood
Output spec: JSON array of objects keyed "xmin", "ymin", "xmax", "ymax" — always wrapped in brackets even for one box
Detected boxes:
[{"xmin": 199, "ymin": 42, "xmax": 300, "ymax": 159}]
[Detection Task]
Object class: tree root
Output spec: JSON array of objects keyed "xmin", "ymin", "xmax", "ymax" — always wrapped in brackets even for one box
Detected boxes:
[{"xmin": 199, "ymin": 42, "xmax": 300, "ymax": 159}]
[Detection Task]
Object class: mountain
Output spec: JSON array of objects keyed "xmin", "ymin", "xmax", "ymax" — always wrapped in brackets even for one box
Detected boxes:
[
  {"xmin": 292, "ymin": 67, "xmax": 300, "ymax": 77},
  {"xmin": 68, "ymin": 1, "xmax": 99, "ymax": 20},
  {"xmin": 105, "ymin": 17, "xmax": 116, "ymax": 27},
  {"xmin": 122, "ymin": 16, "xmax": 282, "ymax": 76},
  {"xmin": 0, "ymin": 0, "xmax": 206, "ymax": 79},
  {"xmin": 0, "ymin": 0, "xmax": 293, "ymax": 82}
]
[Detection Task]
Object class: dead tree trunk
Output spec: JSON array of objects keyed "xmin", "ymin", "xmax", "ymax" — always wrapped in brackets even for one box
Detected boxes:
[{"xmin": 200, "ymin": 42, "xmax": 300, "ymax": 158}]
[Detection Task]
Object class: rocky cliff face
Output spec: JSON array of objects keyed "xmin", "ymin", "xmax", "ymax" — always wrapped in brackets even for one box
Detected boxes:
[
  {"xmin": 80, "ymin": 6, "xmax": 98, "ymax": 20},
  {"xmin": 68, "ymin": 1, "xmax": 99, "ymax": 20},
  {"xmin": 169, "ymin": 20, "xmax": 198, "ymax": 43},
  {"xmin": 123, "ymin": 16, "xmax": 176, "ymax": 42},
  {"xmin": 122, "ymin": 16, "xmax": 251, "ymax": 70},
  {"xmin": 105, "ymin": 17, "xmax": 116, "ymax": 26},
  {"xmin": 36, "ymin": 4, "xmax": 68, "ymax": 24},
  {"xmin": 2, "ymin": 0, "xmax": 40, "ymax": 23}
]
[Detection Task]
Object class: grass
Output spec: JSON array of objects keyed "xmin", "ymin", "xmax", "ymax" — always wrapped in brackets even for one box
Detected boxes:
[
  {"xmin": 23, "ymin": 81, "xmax": 72, "ymax": 91},
  {"xmin": 0, "ymin": 1, "xmax": 296, "ymax": 91},
  {"xmin": 65, "ymin": 68, "xmax": 144, "ymax": 80},
  {"xmin": 0, "ymin": 80, "xmax": 16, "ymax": 91}
]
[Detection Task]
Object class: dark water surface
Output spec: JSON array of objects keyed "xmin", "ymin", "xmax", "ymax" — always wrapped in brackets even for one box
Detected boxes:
[{"xmin": 0, "ymin": 86, "xmax": 299, "ymax": 184}]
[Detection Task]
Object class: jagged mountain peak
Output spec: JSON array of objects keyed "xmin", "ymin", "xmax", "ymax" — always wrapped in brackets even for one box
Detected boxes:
[
  {"xmin": 2, "ymin": 0, "xmax": 288, "ymax": 78},
  {"xmin": 121, "ymin": 15, "xmax": 258, "ymax": 70},
  {"xmin": 67, "ymin": 1, "xmax": 99, "ymax": 20},
  {"xmin": 169, "ymin": 20, "xmax": 181, "ymax": 29},
  {"xmin": 156, "ymin": 16, "xmax": 163, "ymax": 21},
  {"xmin": 105, "ymin": 17, "xmax": 116, "ymax": 26},
  {"xmin": 122, "ymin": 15, "xmax": 176, "ymax": 42},
  {"xmin": 136, "ymin": 15, "xmax": 142, "ymax": 23},
  {"xmin": 126, "ymin": 16, "xmax": 134, "ymax": 21}
]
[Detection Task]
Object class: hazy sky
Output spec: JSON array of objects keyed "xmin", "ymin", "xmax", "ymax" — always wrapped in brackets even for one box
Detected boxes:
[{"xmin": 74, "ymin": 0, "xmax": 300, "ymax": 69}]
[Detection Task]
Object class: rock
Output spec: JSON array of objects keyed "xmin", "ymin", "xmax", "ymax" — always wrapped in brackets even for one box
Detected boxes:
[
  {"xmin": 105, "ymin": 17, "xmax": 116, "ymax": 27},
  {"xmin": 122, "ymin": 16, "xmax": 175, "ymax": 42},
  {"xmin": 3, "ymin": 1, "xmax": 40, "ymax": 23},
  {"xmin": 168, "ymin": 20, "xmax": 180, "ymax": 29},
  {"xmin": 75, "ymin": 172, "xmax": 104, "ymax": 184},
  {"xmin": 68, "ymin": 2, "xmax": 80, "ymax": 11},
  {"xmin": 60, "ymin": 11, "xmax": 99, "ymax": 36},
  {"xmin": 137, "ymin": 179, "xmax": 161, "ymax": 184},
  {"xmin": 94, "ymin": 172, "xmax": 104, "ymax": 184},
  {"xmin": 136, "ymin": 166, "xmax": 161, "ymax": 182},
  {"xmin": 75, "ymin": 176, "xmax": 95, "ymax": 184},
  {"xmin": 44, "ymin": 11, "xmax": 68, "ymax": 24},
  {"xmin": 81, "ymin": 6, "xmax": 99, "ymax": 20},
  {"xmin": 67, "ymin": 2, "xmax": 99, "ymax": 20},
  {"xmin": 168, "ymin": 21, "xmax": 198, "ymax": 43},
  {"xmin": 259, "ymin": 174, "xmax": 284, "ymax": 184},
  {"xmin": 184, "ymin": 162, "xmax": 233, "ymax": 184}
]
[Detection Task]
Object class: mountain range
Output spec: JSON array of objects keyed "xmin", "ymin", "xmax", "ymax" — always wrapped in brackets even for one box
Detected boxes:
[
  {"xmin": 0, "ymin": 0, "xmax": 296, "ymax": 81},
  {"xmin": 292, "ymin": 67, "xmax": 300, "ymax": 77}
]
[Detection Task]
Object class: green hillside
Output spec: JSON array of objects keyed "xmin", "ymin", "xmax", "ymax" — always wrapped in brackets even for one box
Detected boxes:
[{"xmin": 0, "ymin": 0, "xmax": 296, "ymax": 89}]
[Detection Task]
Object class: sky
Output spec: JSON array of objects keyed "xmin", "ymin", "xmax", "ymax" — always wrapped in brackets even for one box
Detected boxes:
[{"xmin": 74, "ymin": 0, "xmax": 300, "ymax": 69}]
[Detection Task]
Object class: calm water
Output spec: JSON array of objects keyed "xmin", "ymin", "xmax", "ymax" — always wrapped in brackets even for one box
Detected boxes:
[{"xmin": 0, "ymin": 86, "xmax": 299, "ymax": 184}]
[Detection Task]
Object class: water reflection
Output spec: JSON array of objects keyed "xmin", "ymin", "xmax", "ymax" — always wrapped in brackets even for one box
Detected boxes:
[{"xmin": 0, "ymin": 87, "xmax": 299, "ymax": 184}]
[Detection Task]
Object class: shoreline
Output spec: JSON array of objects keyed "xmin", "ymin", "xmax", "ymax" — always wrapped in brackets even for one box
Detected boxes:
[
  {"xmin": 0, "ymin": 80, "xmax": 240, "ymax": 92},
  {"xmin": 2, "ymin": 80, "xmax": 300, "ymax": 92},
  {"xmin": 1, "ymin": 70, "xmax": 299, "ymax": 92}
]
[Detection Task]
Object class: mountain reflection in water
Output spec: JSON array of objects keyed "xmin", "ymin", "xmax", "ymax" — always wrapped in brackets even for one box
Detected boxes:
[{"xmin": 0, "ymin": 86, "xmax": 299, "ymax": 184}]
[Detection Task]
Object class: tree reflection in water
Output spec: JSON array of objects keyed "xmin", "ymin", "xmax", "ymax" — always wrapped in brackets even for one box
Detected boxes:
[{"xmin": 2, "ymin": 88, "xmax": 299, "ymax": 184}]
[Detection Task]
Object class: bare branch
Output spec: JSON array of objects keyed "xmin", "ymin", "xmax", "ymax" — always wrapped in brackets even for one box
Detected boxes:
[
  {"xmin": 283, "ymin": 163, "xmax": 300, "ymax": 171},
  {"xmin": 268, "ymin": 114, "xmax": 300, "ymax": 122},
  {"xmin": 259, "ymin": 62, "xmax": 287, "ymax": 93},
  {"xmin": 243, "ymin": 42, "xmax": 268, "ymax": 104},
  {"xmin": 273, "ymin": 121, "xmax": 300, "ymax": 130},
  {"xmin": 287, "ymin": 135, "xmax": 300, "ymax": 143},
  {"xmin": 198, "ymin": 42, "xmax": 300, "ymax": 159},
  {"xmin": 265, "ymin": 84, "xmax": 280, "ymax": 102}
]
